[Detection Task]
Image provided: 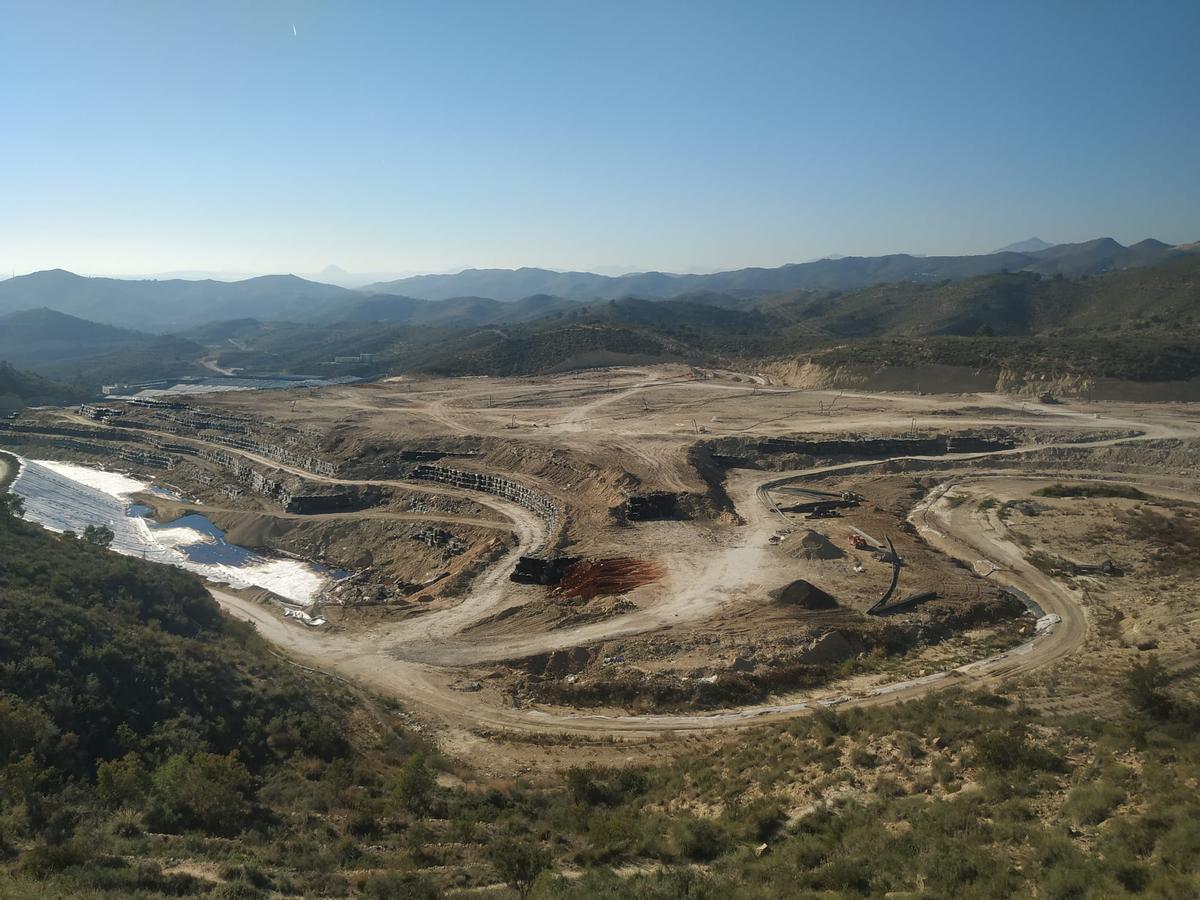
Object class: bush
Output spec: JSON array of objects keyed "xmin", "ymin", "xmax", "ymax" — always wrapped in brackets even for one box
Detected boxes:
[
  {"xmin": 666, "ymin": 816, "xmax": 729, "ymax": 863},
  {"xmin": 492, "ymin": 838, "xmax": 550, "ymax": 898},
  {"xmin": 17, "ymin": 841, "xmax": 87, "ymax": 877},
  {"xmin": 1125, "ymin": 657, "xmax": 1173, "ymax": 719},
  {"xmin": 96, "ymin": 753, "xmax": 149, "ymax": 808},
  {"xmin": 973, "ymin": 727, "xmax": 1064, "ymax": 774},
  {"xmin": 565, "ymin": 766, "xmax": 648, "ymax": 808},
  {"xmin": 360, "ymin": 871, "xmax": 442, "ymax": 899},
  {"xmin": 1064, "ymin": 781, "xmax": 1126, "ymax": 826},
  {"xmin": 108, "ymin": 808, "xmax": 143, "ymax": 838},
  {"xmin": 392, "ymin": 753, "xmax": 435, "ymax": 814},
  {"xmin": 1034, "ymin": 483, "xmax": 1146, "ymax": 500},
  {"xmin": 81, "ymin": 524, "xmax": 115, "ymax": 547},
  {"xmin": 145, "ymin": 751, "xmax": 253, "ymax": 835}
]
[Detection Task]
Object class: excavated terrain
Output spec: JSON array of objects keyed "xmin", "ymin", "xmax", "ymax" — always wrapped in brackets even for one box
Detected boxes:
[{"xmin": 4, "ymin": 364, "xmax": 1199, "ymax": 765}]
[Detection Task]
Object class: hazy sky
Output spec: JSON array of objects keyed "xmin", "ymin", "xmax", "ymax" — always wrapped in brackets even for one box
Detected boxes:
[{"xmin": 2, "ymin": 0, "xmax": 1198, "ymax": 278}]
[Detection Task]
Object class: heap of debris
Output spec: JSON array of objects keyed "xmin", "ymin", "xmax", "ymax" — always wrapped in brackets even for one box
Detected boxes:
[{"xmin": 549, "ymin": 558, "xmax": 665, "ymax": 601}]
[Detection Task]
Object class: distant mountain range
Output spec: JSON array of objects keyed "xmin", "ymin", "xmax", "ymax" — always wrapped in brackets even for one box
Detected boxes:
[
  {"xmin": 0, "ymin": 270, "xmax": 351, "ymax": 331},
  {"xmin": 1, "ymin": 251, "xmax": 1197, "ymax": 391},
  {"xmin": 361, "ymin": 237, "xmax": 1196, "ymax": 302},
  {"xmin": 0, "ymin": 237, "xmax": 1195, "ymax": 332}
]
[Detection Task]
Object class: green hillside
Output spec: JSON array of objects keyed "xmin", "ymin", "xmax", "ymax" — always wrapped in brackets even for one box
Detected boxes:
[
  {"xmin": 3, "ymin": 496, "xmax": 1200, "ymax": 897},
  {"xmin": 0, "ymin": 362, "xmax": 85, "ymax": 413},
  {"xmin": 0, "ymin": 308, "xmax": 142, "ymax": 358},
  {"xmin": 189, "ymin": 256, "xmax": 1199, "ymax": 383}
]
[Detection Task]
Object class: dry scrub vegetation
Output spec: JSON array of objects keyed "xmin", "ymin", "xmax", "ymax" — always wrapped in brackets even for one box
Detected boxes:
[{"xmin": 5, "ymin": 495, "xmax": 1200, "ymax": 898}]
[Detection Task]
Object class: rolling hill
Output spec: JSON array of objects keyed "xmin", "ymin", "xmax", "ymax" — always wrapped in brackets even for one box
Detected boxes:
[
  {"xmin": 0, "ymin": 361, "xmax": 86, "ymax": 412},
  {"xmin": 318, "ymin": 292, "xmax": 581, "ymax": 327},
  {"xmin": 0, "ymin": 308, "xmax": 146, "ymax": 367},
  {"xmin": 0, "ymin": 270, "xmax": 353, "ymax": 331},
  {"xmin": 4, "ymin": 251, "xmax": 1196, "ymax": 388},
  {"xmin": 750, "ymin": 254, "xmax": 1200, "ymax": 341},
  {"xmin": 362, "ymin": 237, "xmax": 1198, "ymax": 302},
  {"xmin": 3, "ymin": 238, "xmax": 1194, "ymax": 333},
  {"xmin": 393, "ymin": 255, "xmax": 1200, "ymax": 379},
  {"xmin": 0, "ymin": 308, "xmax": 205, "ymax": 388}
]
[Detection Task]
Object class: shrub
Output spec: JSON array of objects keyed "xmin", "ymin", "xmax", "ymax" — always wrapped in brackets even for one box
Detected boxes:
[
  {"xmin": 565, "ymin": 766, "xmax": 648, "ymax": 808},
  {"xmin": 1064, "ymin": 780, "xmax": 1126, "ymax": 826},
  {"xmin": 392, "ymin": 753, "xmax": 435, "ymax": 814},
  {"xmin": 108, "ymin": 808, "xmax": 143, "ymax": 838},
  {"xmin": 17, "ymin": 841, "xmax": 87, "ymax": 878},
  {"xmin": 666, "ymin": 816, "xmax": 730, "ymax": 863},
  {"xmin": 96, "ymin": 752, "xmax": 149, "ymax": 808},
  {"xmin": 973, "ymin": 727, "xmax": 1065, "ymax": 774},
  {"xmin": 360, "ymin": 871, "xmax": 442, "ymax": 899},
  {"xmin": 1034, "ymin": 483, "xmax": 1146, "ymax": 500},
  {"xmin": 82, "ymin": 523, "xmax": 115, "ymax": 547},
  {"xmin": 1125, "ymin": 657, "xmax": 1173, "ymax": 719},
  {"xmin": 492, "ymin": 838, "xmax": 550, "ymax": 899},
  {"xmin": 145, "ymin": 751, "xmax": 254, "ymax": 835}
]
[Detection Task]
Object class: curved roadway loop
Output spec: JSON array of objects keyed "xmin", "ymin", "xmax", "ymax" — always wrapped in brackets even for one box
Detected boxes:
[{"xmin": 49, "ymin": 387, "xmax": 1200, "ymax": 738}]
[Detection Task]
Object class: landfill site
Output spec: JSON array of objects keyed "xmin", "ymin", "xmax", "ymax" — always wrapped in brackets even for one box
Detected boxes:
[{"xmin": 4, "ymin": 365, "xmax": 1200, "ymax": 767}]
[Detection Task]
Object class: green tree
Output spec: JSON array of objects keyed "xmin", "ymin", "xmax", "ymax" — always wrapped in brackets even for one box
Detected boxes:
[
  {"xmin": 146, "ymin": 751, "xmax": 253, "ymax": 835},
  {"xmin": 565, "ymin": 767, "xmax": 597, "ymax": 806},
  {"xmin": 491, "ymin": 838, "xmax": 549, "ymax": 899},
  {"xmin": 96, "ymin": 753, "xmax": 149, "ymax": 808},
  {"xmin": 392, "ymin": 752, "xmax": 435, "ymax": 814},
  {"xmin": 0, "ymin": 492, "xmax": 24, "ymax": 520},
  {"xmin": 82, "ymin": 524, "xmax": 115, "ymax": 548},
  {"xmin": 1126, "ymin": 656, "xmax": 1173, "ymax": 719}
]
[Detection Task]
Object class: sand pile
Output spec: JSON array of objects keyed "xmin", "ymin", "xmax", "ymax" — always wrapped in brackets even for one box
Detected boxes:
[
  {"xmin": 782, "ymin": 529, "xmax": 845, "ymax": 560},
  {"xmin": 770, "ymin": 579, "xmax": 839, "ymax": 609}
]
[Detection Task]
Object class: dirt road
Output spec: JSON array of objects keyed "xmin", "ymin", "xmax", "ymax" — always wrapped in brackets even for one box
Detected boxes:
[
  {"xmin": 201, "ymin": 440, "xmax": 1183, "ymax": 740},
  {"xmin": 28, "ymin": 380, "xmax": 1200, "ymax": 745},
  {"xmin": 206, "ymin": 470, "xmax": 1092, "ymax": 737}
]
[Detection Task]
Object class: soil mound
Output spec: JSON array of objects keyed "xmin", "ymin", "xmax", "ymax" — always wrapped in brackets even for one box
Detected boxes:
[
  {"xmin": 782, "ymin": 529, "xmax": 845, "ymax": 560},
  {"xmin": 795, "ymin": 630, "xmax": 861, "ymax": 664},
  {"xmin": 520, "ymin": 646, "xmax": 593, "ymax": 676},
  {"xmin": 550, "ymin": 557, "xmax": 664, "ymax": 601},
  {"xmin": 770, "ymin": 579, "xmax": 839, "ymax": 610}
]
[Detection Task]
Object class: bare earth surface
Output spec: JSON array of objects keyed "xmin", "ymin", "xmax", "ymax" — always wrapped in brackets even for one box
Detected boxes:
[{"xmin": 9, "ymin": 367, "xmax": 1200, "ymax": 769}]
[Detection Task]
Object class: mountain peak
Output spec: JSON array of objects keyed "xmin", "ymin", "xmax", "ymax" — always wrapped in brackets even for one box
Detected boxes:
[
  {"xmin": 20, "ymin": 268, "xmax": 84, "ymax": 281},
  {"xmin": 994, "ymin": 237, "xmax": 1054, "ymax": 254}
]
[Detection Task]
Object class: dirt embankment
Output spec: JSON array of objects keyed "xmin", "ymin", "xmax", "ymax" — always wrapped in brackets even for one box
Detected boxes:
[
  {"xmin": 137, "ymin": 494, "xmax": 514, "ymax": 607},
  {"xmin": 767, "ymin": 360, "xmax": 1000, "ymax": 394},
  {"xmin": 767, "ymin": 359, "xmax": 1200, "ymax": 401}
]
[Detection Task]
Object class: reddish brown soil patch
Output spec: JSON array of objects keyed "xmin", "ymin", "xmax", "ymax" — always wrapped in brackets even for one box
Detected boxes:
[{"xmin": 549, "ymin": 557, "xmax": 664, "ymax": 601}]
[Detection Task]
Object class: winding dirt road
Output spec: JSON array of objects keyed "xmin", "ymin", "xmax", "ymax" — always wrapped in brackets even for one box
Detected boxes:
[
  {"xmin": 201, "ymin": 415, "xmax": 1193, "ymax": 739},
  {"xmin": 28, "ymin": 389, "xmax": 1200, "ymax": 742}
]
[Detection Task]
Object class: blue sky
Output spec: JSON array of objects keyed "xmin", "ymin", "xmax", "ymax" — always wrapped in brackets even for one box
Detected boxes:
[{"xmin": 2, "ymin": 0, "xmax": 1198, "ymax": 277}]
